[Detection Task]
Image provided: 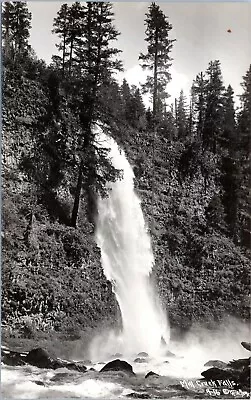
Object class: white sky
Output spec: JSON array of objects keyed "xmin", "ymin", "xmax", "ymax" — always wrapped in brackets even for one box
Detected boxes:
[{"xmin": 27, "ymin": 1, "xmax": 251, "ymax": 107}]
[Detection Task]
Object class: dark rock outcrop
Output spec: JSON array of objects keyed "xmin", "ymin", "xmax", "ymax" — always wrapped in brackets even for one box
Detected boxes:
[
  {"xmin": 201, "ymin": 367, "xmax": 236, "ymax": 381},
  {"xmin": 145, "ymin": 371, "xmax": 159, "ymax": 379},
  {"xmin": 1, "ymin": 348, "xmax": 27, "ymax": 366},
  {"xmin": 241, "ymin": 342, "xmax": 251, "ymax": 352},
  {"xmin": 25, "ymin": 348, "xmax": 87, "ymax": 372},
  {"xmin": 26, "ymin": 348, "xmax": 54, "ymax": 369},
  {"xmin": 2, "ymin": 346, "xmax": 87, "ymax": 373},
  {"xmin": 202, "ymin": 357, "xmax": 250, "ymax": 390},
  {"xmin": 204, "ymin": 360, "xmax": 228, "ymax": 369},
  {"xmin": 100, "ymin": 359, "xmax": 135, "ymax": 375},
  {"xmin": 34, "ymin": 381, "xmax": 45, "ymax": 386},
  {"xmin": 126, "ymin": 393, "xmax": 150, "ymax": 399}
]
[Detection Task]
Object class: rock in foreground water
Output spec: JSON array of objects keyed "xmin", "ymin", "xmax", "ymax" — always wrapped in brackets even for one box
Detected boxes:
[
  {"xmin": 241, "ymin": 342, "xmax": 251, "ymax": 352},
  {"xmin": 145, "ymin": 371, "xmax": 159, "ymax": 379},
  {"xmin": 26, "ymin": 348, "xmax": 54, "ymax": 369},
  {"xmin": 204, "ymin": 360, "xmax": 228, "ymax": 368},
  {"xmin": 100, "ymin": 359, "xmax": 135, "ymax": 375},
  {"xmin": 1, "ymin": 348, "xmax": 27, "ymax": 366}
]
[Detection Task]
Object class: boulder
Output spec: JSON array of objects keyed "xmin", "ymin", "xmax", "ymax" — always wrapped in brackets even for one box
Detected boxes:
[
  {"xmin": 1, "ymin": 348, "xmax": 26, "ymax": 366},
  {"xmin": 63, "ymin": 362, "xmax": 87, "ymax": 373},
  {"xmin": 137, "ymin": 352, "xmax": 149, "ymax": 357},
  {"xmin": 241, "ymin": 342, "xmax": 251, "ymax": 352},
  {"xmin": 201, "ymin": 367, "xmax": 236, "ymax": 381},
  {"xmin": 145, "ymin": 371, "xmax": 159, "ymax": 379},
  {"xmin": 100, "ymin": 359, "xmax": 135, "ymax": 375},
  {"xmin": 34, "ymin": 381, "xmax": 45, "ymax": 386},
  {"xmin": 126, "ymin": 393, "xmax": 150, "ymax": 399},
  {"xmin": 134, "ymin": 357, "xmax": 147, "ymax": 363},
  {"xmin": 227, "ymin": 357, "xmax": 250, "ymax": 370},
  {"xmin": 204, "ymin": 360, "xmax": 228, "ymax": 369},
  {"xmin": 26, "ymin": 348, "xmax": 55, "ymax": 369},
  {"xmin": 25, "ymin": 347, "xmax": 87, "ymax": 372}
]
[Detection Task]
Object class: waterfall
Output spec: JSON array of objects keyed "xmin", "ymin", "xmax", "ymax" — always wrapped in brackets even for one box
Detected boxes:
[{"xmin": 92, "ymin": 126, "xmax": 170, "ymax": 359}]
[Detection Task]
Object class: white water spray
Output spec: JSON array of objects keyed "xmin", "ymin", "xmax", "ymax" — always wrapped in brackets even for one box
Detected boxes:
[{"xmin": 92, "ymin": 127, "xmax": 170, "ymax": 359}]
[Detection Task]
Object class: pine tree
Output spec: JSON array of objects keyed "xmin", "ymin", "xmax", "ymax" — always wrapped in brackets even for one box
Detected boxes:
[
  {"xmin": 192, "ymin": 72, "xmax": 208, "ymax": 139},
  {"xmin": 188, "ymin": 84, "xmax": 197, "ymax": 137},
  {"xmin": 52, "ymin": 2, "xmax": 83, "ymax": 77},
  {"xmin": 176, "ymin": 90, "xmax": 188, "ymax": 139},
  {"xmin": 237, "ymin": 65, "xmax": 251, "ymax": 247},
  {"xmin": 70, "ymin": 1, "xmax": 123, "ymax": 227},
  {"xmin": 139, "ymin": 2, "xmax": 175, "ymax": 121},
  {"xmin": 221, "ymin": 85, "xmax": 239, "ymax": 240},
  {"xmin": 2, "ymin": 1, "xmax": 32, "ymax": 63},
  {"xmin": 203, "ymin": 60, "xmax": 225, "ymax": 153},
  {"xmin": 52, "ymin": 3, "xmax": 70, "ymax": 77}
]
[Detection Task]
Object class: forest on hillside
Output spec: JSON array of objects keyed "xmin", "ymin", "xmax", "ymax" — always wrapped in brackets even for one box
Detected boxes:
[{"xmin": 2, "ymin": 1, "xmax": 250, "ymax": 342}]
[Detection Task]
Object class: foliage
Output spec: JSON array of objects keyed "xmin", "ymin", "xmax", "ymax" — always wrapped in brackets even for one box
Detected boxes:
[{"xmin": 139, "ymin": 2, "xmax": 175, "ymax": 119}]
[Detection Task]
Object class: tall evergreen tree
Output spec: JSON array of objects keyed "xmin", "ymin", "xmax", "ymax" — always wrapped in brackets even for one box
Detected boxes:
[
  {"xmin": 69, "ymin": 1, "xmax": 123, "ymax": 227},
  {"xmin": 192, "ymin": 72, "xmax": 207, "ymax": 139},
  {"xmin": 2, "ymin": 1, "xmax": 32, "ymax": 63},
  {"xmin": 237, "ymin": 65, "xmax": 251, "ymax": 247},
  {"xmin": 176, "ymin": 90, "xmax": 188, "ymax": 139},
  {"xmin": 139, "ymin": 2, "xmax": 175, "ymax": 121},
  {"xmin": 203, "ymin": 60, "xmax": 225, "ymax": 153},
  {"xmin": 221, "ymin": 85, "xmax": 239, "ymax": 240},
  {"xmin": 52, "ymin": 2, "xmax": 83, "ymax": 77}
]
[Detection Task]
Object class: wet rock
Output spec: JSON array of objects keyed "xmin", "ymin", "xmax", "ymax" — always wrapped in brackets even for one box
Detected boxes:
[
  {"xmin": 134, "ymin": 357, "xmax": 147, "ymax": 363},
  {"xmin": 145, "ymin": 371, "xmax": 159, "ymax": 379},
  {"xmin": 201, "ymin": 367, "xmax": 236, "ymax": 381},
  {"xmin": 34, "ymin": 380, "xmax": 45, "ymax": 386},
  {"xmin": 126, "ymin": 393, "xmax": 150, "ymax": 399},
  {"xmin": 204, "ymin": 360, "xmax": 228, "ymax": 369},
  {"xmin": 227, "ymin": 357, "xmax": 250, "ymax": 370},
  {"xmin": 1, "ymin": 348, "xmax": 26, "ymax": 366},
  {"xmin": 26, "ymin": 348, "xmax": 53, "ymax": 369},
  {"xmin": 100, "ymin": 359, "xmax": 135, "ymax": 375},
  {"xmin": 26, "ymin": 348, "xmax": 87, "ymax": 372},
  {"xmin": 241, "ymin": 342, "xmax": 251, "ymax": 352},
  {"xmin": 63, "ymin": 362, "xmax": 87, "ymax": 373},
  {"xmin": 137, "ymin": 352, "xmax": 149, "ymax": 357}
]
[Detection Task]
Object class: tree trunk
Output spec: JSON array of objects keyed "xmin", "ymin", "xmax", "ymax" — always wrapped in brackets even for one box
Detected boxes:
[
  {"xmin": 153, "ymin": 28, "xmax": 158, "ymax": 121},
  {"xmin": 71, "ymin": 161, "xmax": 83, "ymax": 227}
]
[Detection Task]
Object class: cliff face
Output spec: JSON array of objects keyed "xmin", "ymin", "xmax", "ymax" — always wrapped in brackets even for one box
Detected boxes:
[
  {"xmin": 2, "ymin": 65, "xmax": 250, "ymax": 340},
  {"xmin": 2, "ymin": 68, "xmax": 120, "ymax": 338},
  {"xmin": 114, "ymin": 124, "xmax": 250, "ymax": 330}
]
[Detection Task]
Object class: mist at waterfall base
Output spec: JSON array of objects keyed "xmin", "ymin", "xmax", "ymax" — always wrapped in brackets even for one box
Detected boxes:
[{"xmin": 90, "ymin": 128, "xmax": 170, "ymax": 361}]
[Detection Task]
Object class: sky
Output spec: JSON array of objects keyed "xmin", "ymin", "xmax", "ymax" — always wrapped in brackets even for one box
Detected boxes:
[{"xmin": 27, "ymin": 1, "xmax": 251, "ymax": 106}]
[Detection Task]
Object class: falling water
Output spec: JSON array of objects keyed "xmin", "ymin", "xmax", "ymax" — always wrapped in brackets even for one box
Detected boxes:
[{"xmin": 92, "ymin": 127, "xmax": 170, "ymax": 359}]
